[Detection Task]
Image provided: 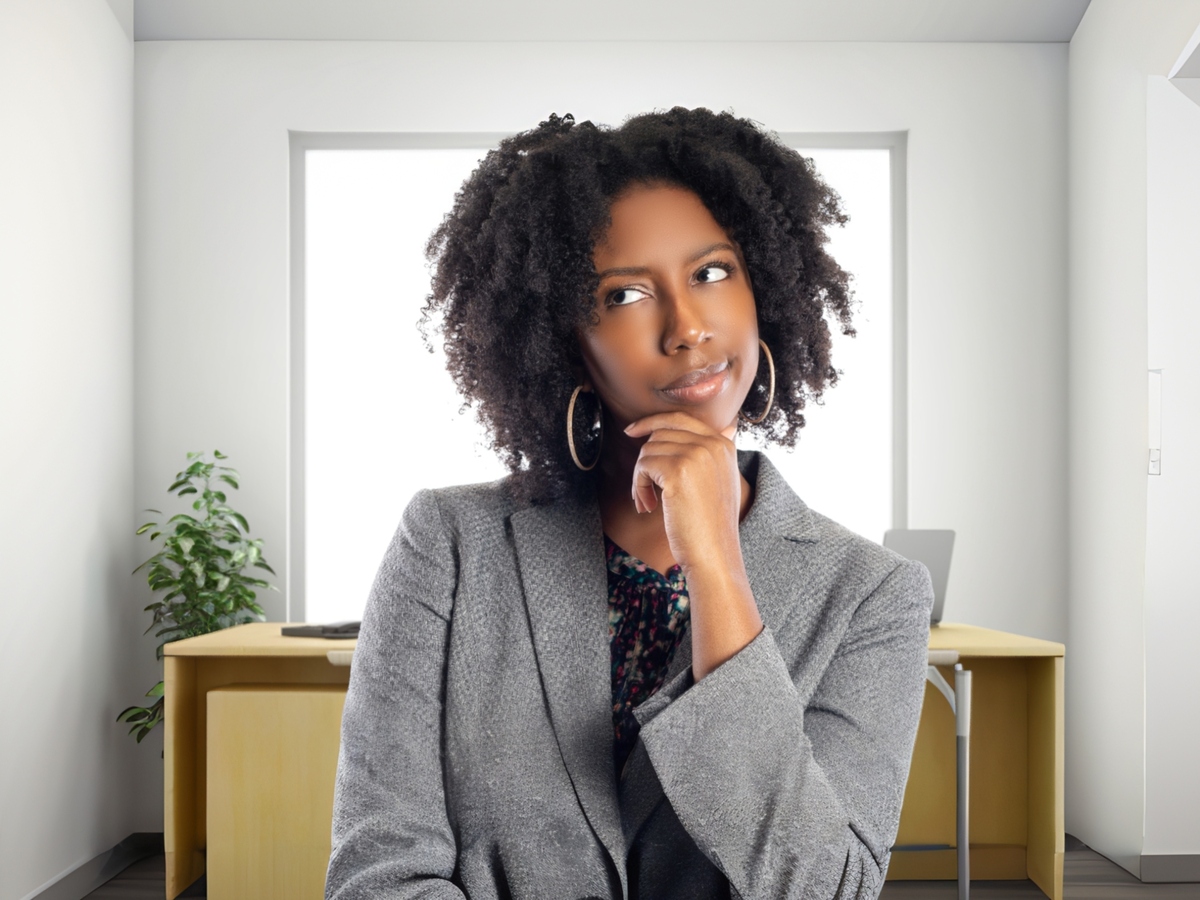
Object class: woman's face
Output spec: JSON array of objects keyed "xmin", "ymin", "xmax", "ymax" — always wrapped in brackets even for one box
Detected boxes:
[{"xmin": 578, "ymin": 183, "xmax": 760, "ymax": 435}]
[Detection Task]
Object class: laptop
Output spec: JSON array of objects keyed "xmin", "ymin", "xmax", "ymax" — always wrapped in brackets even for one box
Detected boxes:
[{"xmin": 882, "ymin": 529, "xmax": 955, "ymax": 625}]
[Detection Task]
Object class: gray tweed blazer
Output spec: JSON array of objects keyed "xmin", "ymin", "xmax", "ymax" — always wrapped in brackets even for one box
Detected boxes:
[{"xmin": 325, "ymin": 451, "xmax": 934, "ymax": 900}]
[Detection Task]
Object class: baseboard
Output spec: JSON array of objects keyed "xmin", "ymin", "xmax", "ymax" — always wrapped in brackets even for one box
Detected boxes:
[
  {"xmin": 25, "ymin": 833, "xmax": 164, "ymax": 900},
  {"xmin": 1141, "ymin": 853, "xmax": 1200, "ymax": 883}
]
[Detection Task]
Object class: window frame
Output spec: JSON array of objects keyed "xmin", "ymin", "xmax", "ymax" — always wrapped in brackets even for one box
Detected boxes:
[{"xmin": 286, "ymin": 130, "xmax": 908, "ymax": 622}]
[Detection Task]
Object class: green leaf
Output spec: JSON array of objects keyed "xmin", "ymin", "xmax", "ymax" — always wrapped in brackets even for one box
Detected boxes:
[
  {"xmin": 214, "ymin": 449, "xmax": 227, "ymax": 459},
  {"xmin": 128, "ymin": 450, "xmax": 277, "ymax": 739}
]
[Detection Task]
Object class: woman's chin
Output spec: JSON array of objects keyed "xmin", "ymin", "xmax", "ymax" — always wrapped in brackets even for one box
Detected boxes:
[
  {"xmin": 653, "ymin": 401, "xmax": 740, "ymax": 436},
  {"xmin": 609, "ymin": 388, "xmax": 743, "ymax": 434}
]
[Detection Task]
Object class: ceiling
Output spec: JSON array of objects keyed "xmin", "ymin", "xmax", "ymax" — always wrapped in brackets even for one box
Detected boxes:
[{"xmin": 133, "ymin": 0, "xmax": 1092, "ymax": 43}]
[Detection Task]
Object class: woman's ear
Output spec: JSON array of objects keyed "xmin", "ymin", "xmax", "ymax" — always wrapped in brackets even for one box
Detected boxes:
[
  {"xmin": 570, "ymin": 366, "xmax": 593, "ymax": 392},
  {"xmin": 567, "ymin": 335, "xmax": 591, "ymax": 389}
]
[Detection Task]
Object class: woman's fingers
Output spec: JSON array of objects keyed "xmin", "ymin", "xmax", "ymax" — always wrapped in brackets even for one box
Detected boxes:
[
  {"xmin": 625, "ymin": 411, "xmax": 722, "ymax": 439},
  {"xmin": 630, "ymin": 439, "xmax": 682, "ymax": 513},
  {"xmin": 633, "ymin": 471, "xmax": 657, "ymax": 514},
  {"xmin": 629, "ymin": 433, "xmax": 726, "ymax": 513},
  {"xmin": 624, "ymin": 413, "xmax": 739, "ymax": 523}
]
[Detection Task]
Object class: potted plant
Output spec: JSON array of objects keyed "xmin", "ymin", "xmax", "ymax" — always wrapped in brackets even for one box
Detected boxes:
[{"xmin": 117, "ymin": 450, "xmax": 277, "ymax": 742}]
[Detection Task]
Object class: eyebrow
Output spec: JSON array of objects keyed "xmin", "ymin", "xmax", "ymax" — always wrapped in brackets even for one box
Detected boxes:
[{"xmin": 594, "ymin": 242, "xmax": 738, "ymax": 280}]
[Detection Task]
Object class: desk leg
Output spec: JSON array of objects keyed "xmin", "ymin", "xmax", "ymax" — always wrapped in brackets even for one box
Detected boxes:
[
  {"xmin": 1027, "ymin": 656, "xmax": 1064, "ymax": 900},
  {"xmin": 164, "ymin": 657, "xmax": 204, "ymax": 899}
]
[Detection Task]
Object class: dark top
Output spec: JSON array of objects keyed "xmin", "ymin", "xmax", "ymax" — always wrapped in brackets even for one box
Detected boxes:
[{"xmin": 605, "ymin": 535, "xmax": 691, "ymax": 774}]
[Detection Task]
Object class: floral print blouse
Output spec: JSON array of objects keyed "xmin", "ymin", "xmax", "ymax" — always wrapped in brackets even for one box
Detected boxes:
[{"xmin": 605, "ymin": 534, "xmax": 691, "ymax": 773}]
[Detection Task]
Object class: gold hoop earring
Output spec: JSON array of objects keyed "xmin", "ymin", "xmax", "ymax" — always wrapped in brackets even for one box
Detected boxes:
[
  {"xmin": 567, "ymin": 385, "xmax": 603, "ymax": 471},
  {"xmin": 738, "ymin": 339, "xmax": 776, "ymax": 426}
]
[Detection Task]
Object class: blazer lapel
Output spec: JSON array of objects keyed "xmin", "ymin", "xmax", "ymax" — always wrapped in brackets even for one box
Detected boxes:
[
  {"xmin": 510, "ymin": 493, "xmax": 626, "ymax": 882},
  {"xmin": 735, "ymin": 450, "xmax": 819, "ymax": 633}
]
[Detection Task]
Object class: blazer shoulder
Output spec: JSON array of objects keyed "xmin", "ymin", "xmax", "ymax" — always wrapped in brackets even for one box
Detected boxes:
[
  {"xmin": 801, "ymin": 506, "xmax": 931, "ymax": 613},
  {"xmin": 408, "ymin": 475, "xmax": 525, "ymax": 539},
  {"xmin": 385, "ymin": 478, "xmax": 522, "ymax": 602},
  {"xmin": 806, "ymin": 507, "xmax": 905, "ymax": 568}
]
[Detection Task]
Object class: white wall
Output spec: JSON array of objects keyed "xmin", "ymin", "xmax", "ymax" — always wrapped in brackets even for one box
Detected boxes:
[
  {"xmin": 0, "ymin": 1, "xmax": 153, "ymax": 898},
  {"xmin": 136, "ymin": 40, "xmax": 1069, "ymax": 648},
  {"xmin": 1067, "ymin": 0, "xmax": 1200, "ymax": 876},
  {"xmin": 1145, "ymin": 74, "xmax": 1200, "ymax": 857}
]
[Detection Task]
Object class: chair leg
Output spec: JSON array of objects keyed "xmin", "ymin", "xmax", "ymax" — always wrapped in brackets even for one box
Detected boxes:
[{"xmin": 955, "ymin": 665, "xmax": 972, "ymax": 900}]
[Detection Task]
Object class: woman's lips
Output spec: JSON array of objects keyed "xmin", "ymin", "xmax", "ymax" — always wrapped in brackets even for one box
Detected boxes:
[{"xmin": 658, "ymin": 362, "xmax": 730, "ymax": 404}]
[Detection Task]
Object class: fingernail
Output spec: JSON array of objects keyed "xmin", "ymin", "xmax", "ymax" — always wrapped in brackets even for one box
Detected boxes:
[{"xmin": 624, "ymin": 422, "xmax": 636, "ymax": 434}]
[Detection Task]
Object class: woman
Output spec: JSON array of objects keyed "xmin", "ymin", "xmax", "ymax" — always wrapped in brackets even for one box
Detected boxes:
[{"xmin": 325, "ymin": 108, "xmax": 934, "ymax": 900}]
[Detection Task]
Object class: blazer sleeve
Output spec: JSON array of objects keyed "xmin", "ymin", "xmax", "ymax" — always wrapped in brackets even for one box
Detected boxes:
[
  {"xmin": 635, "ymin": 558, "xmax": 934, "ymax": 900},
  {"xmin": 325, "ymin": 489, "xmax": 467, "ymax": 900}
]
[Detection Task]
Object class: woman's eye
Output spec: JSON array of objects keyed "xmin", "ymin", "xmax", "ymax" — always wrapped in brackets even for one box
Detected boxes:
[
  {"xmin": 695, "ymin": 264, "xmax": 731, "ymax": 284},
  {"xmin": 607, "ymin": 287, "xmax": 650, "ymax": 306}
]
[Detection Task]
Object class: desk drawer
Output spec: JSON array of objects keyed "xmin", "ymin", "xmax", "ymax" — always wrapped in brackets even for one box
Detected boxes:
[{"xmin": 206, "ymin": 684, "xmax": 347, "ymax": 900}]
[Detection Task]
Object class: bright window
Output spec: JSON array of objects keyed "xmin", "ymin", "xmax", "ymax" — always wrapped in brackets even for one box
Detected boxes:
[
  {"xmin": 751, "ymin": 148, "xmax": 893, "ymax": 550},
  {"xmin": 303, "ymin": 145, "xmax": 892, "ymax": 624}
]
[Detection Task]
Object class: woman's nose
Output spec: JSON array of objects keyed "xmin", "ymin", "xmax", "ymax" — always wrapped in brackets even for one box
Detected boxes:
[{"xmin": 660, "ymin": 286, "xmax": 712, "ymax": 354}]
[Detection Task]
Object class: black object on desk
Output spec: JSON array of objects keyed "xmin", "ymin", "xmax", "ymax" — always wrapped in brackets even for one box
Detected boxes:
[{"xmin": 280, "ymin": 620, "xmax": 360, "ymax": 638}]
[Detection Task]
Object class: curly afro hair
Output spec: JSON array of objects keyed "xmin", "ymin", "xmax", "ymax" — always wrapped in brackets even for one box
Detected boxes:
[{"xmin": 423, "ymin": 107, "xmax": 854, "ymax": 504}]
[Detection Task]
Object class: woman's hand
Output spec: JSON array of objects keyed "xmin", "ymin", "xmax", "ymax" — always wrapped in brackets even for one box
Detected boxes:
[
  {"xmin": 623, "ymin": 412, "xmax": 743, "ymax": 574},
  {"xmin": 624, "ymin": 412, "xmax": 763, "ymax": 678}
]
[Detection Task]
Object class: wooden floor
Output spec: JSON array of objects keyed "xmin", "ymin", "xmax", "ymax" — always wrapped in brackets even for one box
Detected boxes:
[
  {"xmin": 84, "ymin": 839, "xmax": 1198, "ymax": 899},
  {"xmin": 879, "ymin": 850, "xmax": 1200, "ymax": 898},
  {"xmin": 81, "ymin": 859, "xmax": 203, "ymax": 900}
]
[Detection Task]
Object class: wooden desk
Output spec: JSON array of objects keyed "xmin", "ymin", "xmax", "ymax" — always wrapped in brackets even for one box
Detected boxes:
[
  {"xmin": 164, "ymin": 621, "xmax": 1063, "ymax": 900},
  {"xmin": 163, "ymin": 623, "xmax": 354, "ymax": 899},
  {"xmin": 887, "ymin": 622, "xmax": 1065, "ymax": 900}
]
